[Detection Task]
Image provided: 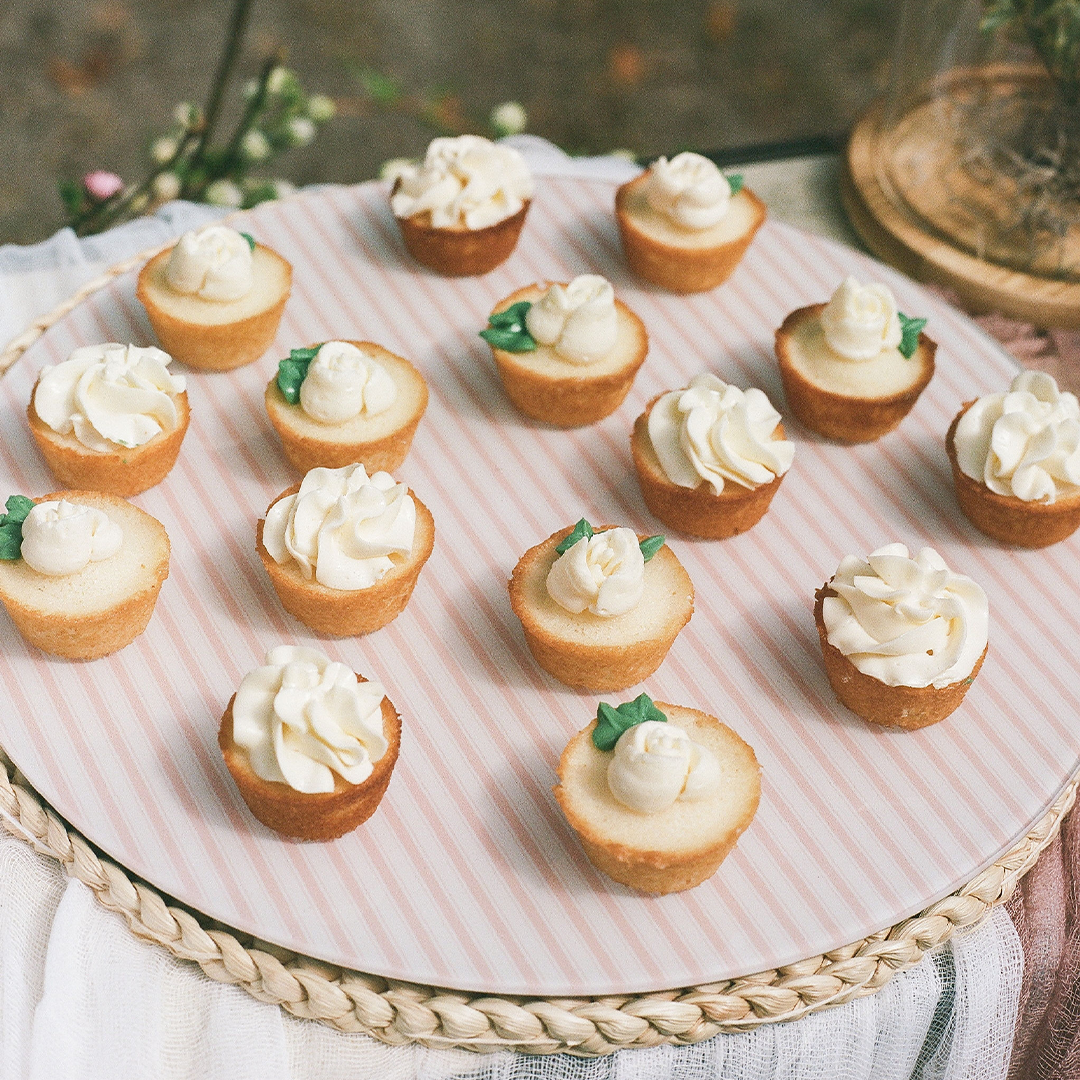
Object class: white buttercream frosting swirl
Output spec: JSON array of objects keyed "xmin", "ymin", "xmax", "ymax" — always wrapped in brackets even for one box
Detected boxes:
[
  {"xmin": 820, "ymin": 276, "xmax": 903, "ymax": 361},
  {"xmin": 164, "ymin": 225, "xmax": 254, "ymax": 302},
  {"xmin": 19, "ymin": 499, "xmax": 123, "ymax": 576},
  {"xmin": 262, "ymin": 463, "xmax": 415, "ymax": 591},
  {"xmin": 299, "ymin": 342, "xmax": 398, "ymax": 425},
  {"xmin": 644, "ymin": 152, "xmax": 732, "ymax": 230},
  {"xmin": 954, "ymin": 370, "xmax": 1080, "ymax": 504},
  {"xmin": 607, "ymin": 720, "xmax": 721, "ymax": 814},
  {"xmin": 524, "ymin": 275, "xmax": 618, "ymax": 365},
  {"xmin": 390, "ymin": 135, "xmax": 534, "ymax": 230},
  {"xmin": 546, "ymin": 527, "xmax": 644, "ymax": 617},
  {"xmin": 822, "ymin": 544, "xmax": 988, "ymax": 689},
  {"xmin": 647, "ymin": 373, "xmax": 794, "ymax": 495},
  {"xmin": 231, "ymin": 645, "xmax": 388, "ymax": 795},
  {"xmin": 33, "ymin": 343, "xmax": 186, "ymax": 453}
]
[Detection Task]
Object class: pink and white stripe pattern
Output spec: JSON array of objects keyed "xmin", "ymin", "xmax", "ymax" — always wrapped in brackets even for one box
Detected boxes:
[{"xmin": 0, "ymin": 177, "xmax": 1077, "ymax": 996}]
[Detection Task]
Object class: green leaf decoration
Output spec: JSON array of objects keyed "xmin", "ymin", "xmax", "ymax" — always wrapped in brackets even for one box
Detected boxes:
[
  {"xmin": 592, "ymin": 692, "xmax": 668, "ymax": 752},
  {"xmin": 240, "ymin": 231, "xmax": 257, "ymax": 252},
  {"xmin": 555, "ymin": 518, "xmax": 594, "ymax": 555},
  {"xmin": 638, "ymin": 535, "xmax": 665, "ymax": 562},
  {"xmin": 727, "ymin": 173, "xmax": 744, "ymax": 195},
  {"xmin": 0, "ymin": 495, "xmax": 34, "ymax": 561},
  {"xmin": 480, "ymin": 300, "xmax": 536, "ymax": 352},
  {"xmin": 898, "ymin": 312, "xmax": 928, "ymax": 359},
  {"xmin": 277, "ymin": 346, "xmax": 321, "ymax": 404}
]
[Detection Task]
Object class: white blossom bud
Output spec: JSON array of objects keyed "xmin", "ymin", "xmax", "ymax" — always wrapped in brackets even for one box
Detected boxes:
[
  {"xmin": 286, "ymin": 116, "xmax": 316, "ymax": 146},
  {"xmin": 151, "ymin": 172, "xmax": 181, "ymax": 202},
  {"xmin": 307, "ymin": 94, "xmax": 336, "ymax": 123},
  {"xmin": 204, "ymin": 179, "xmax": 243, "ymax": 207},
  {"xmin": 271, "ymin": 179, "xmax": 297, "ymax": 199},
  {"xmin": 150, "ymin": 137, "xmax": 178, "ymax": 164},
  {"xmin": 379, "ymin": 157, "xmax": 415, "ymax": 183},
  {"xmin": 173, "ymin": 102, "xmax": 201, "ymax": 128},
  {"xmin": 491, "ymin": 101, "xmax": 527, "ymax": 136},
  {"xmin": 240, "ymin": 129, "xmax": 271, "ymax": 161},
  {"xmin": 267, "ymin": 67, "xmax": 292, "ymax": 95}
]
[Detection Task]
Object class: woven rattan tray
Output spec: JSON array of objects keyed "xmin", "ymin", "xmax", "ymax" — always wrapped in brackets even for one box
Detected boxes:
[{"xmin": 1, "ymin": 178, "xmax": 1079, "ymax": 1053}]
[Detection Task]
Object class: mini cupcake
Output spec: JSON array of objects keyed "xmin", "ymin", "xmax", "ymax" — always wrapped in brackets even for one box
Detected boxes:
[
  {"xmin": 509, "ymin": 519, "xmax": 693, "ymax": 691},
  {"xmin": 390, "ymin": 135, "xmax": 533, "ymax": 276},
  {"xmin": 615, "ymin": 153, "xmax": 766, "ymax": 293},
  {"xmin": 815, "ymin": 544, "xmax": 988, "ymax": 730},
  {"xmin": 258, "ymin": 463, "xmax": 435, "ymax": 637},
  {"xmin": 482, "ymin": 275, "xmax": 648, "ymax": 427},
  {"xmin": 28, "ymin": 343, "xmax": 189, "ymax": 496},
  {"xmin": 219, "ymin": 645, "xmax": 401, "ymax": 840},
  {"xmin": 631, "ymin": 373, "xmax": 794, "ymax": 538},
  {"xmin": 265, "ymin": 341, "xmax": 429, "ymax": 474},
  {"xmin": 946, "ymin": 370, "xmax": 1080, "ymax": 548},
  {"xmin": 0, "ymin": 490, "xmax": 170, "ymax": 659},
  {"xmin": 775, "ymin": 276, "xmax": 935, "ymax": 443},
  {"xmin": 554, "ymin": 693, "xmax": 761, "ymax": 893},
  {"xmin": 137, "ymin": 224, "xmax": 292, "ymax": 371}
]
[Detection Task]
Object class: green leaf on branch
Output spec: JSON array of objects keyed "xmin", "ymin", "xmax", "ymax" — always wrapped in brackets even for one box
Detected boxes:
[
  {"xmin": 727, "ymin": 173, "xmax": 744, "ymax": 194},
  {"xmin": 479, "ymin": 300, "xmax": 536, "ymax": 352},
  {"xmin": 0, "ymin": 495, "xmax": 34, "ymax": 561},
  {"xmin": 240, "ymin": 231, "xmax": 256, "ymax": 251},
  {"xmin": 898, "ymin": 312, "xmax": 927, "ymax": 359},
  {"xmin": 555, "ymin": 518, "xmax": 594, "ymax": 555},
  {"xmin": 593, "ymin": 692, "xmax": 668, "ymax": 752},
  {"xmin": 277, "ymin": 346, "xmax": 320, "ymax": 404}
]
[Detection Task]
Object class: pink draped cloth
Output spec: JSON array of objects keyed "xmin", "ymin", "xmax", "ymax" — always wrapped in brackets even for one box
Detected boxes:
[{"xmin": 935, "ymin": 292, "xmax": 1080, "ymax": 1080}]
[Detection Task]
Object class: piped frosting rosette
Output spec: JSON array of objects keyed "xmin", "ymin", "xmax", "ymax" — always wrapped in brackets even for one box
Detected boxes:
[
  {"xmin": 647, "ymin": 373, "xmax": 793, "ymax": 495},
  {"xmin": 954, "ymin": 371, "xmax": 1080, "ymax": 504}
]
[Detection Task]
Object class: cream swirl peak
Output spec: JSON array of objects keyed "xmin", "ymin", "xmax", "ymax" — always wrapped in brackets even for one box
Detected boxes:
[
  {"xmin": 19, "ymin": 499, "xmax": 123, "ymax": 576},
  {"xmin": 546, "ymin": 526, "xmax": 644, "ymax": 617},
  {"xmin": 231, "ymin": 645, "xmax": 388, "ymax": 795},
  {"xmin": 33, "ymin": 343, "xmax": 186, "ymax": 453},
  {"xmin": 390, "ymin": 135, "xmax": 533, "ymax": 230},
  {"xmin": 164, "ymin": 225, "xmax": 253, "ymax": 302},
  {"xmin": 524, "ymin": 275, "xmax": 618, "ymax": 365},
  {"xmin": 262, "ymin": 463, "xmax": 415, "ymax": 590},
  {"xmin": 648, "ymin": 373, "xmax": 793, "ymax": 494},
  {"xmin": 955, "ymin": 370, "xmax": 1080, "ymax": 504},
  {"xmin": 822, "ymin": 544, "xmax": 988, "ymax": 689},
  {"xmin": 820, "ymin": 276, "xmax": 903, "ymax": 361},
  {"xmin": 607, "ymin": 720, "xmax": 721, "ymax": 813},
  {"xmin": 299, "ymin": 342, "xmax": 398, "ymax": 425},
  {"xmin": 644, "ymin": 152, "xmax": 732, "ymax": 230}
]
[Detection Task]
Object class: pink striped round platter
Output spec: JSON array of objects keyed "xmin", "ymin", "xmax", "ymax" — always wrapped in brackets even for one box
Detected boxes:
[{"xmin": 0, "ymin": 176, "xmax": 1077, "ymax": 997}]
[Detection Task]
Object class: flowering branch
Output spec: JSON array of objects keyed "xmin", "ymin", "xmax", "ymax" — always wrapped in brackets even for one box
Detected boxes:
[{"xmin": 60, "ymin": 0, "xmax": 335, "ymax": 237}]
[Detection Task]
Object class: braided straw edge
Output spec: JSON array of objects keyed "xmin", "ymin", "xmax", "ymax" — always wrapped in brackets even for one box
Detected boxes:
[{"xmin": 1, "ymin": 239, "xmax": 1076, "ymax": 1055}]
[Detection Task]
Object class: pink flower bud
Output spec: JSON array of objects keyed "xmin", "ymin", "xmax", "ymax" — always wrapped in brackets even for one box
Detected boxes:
[{"xmin": 83, "ymin": 171, "xmax": 124, "ymax": 201}]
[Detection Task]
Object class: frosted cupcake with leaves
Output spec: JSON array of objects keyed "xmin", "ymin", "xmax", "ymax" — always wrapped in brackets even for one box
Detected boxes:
[
  {"xmin": 615, "ymin": 151, "xmax": 766, "ymax": 292},
  {"xmin": 390, "ymin": 135, "xmax": 533, "ymax": 275},
  {"xmin": 0, "ymin": 491, "xmax": 170, "ymax": 659},
  {"xmin": 265, "ymin": 340, "xmax": 428, "ymax": 474},
  {"xmin": 137, "ymin": 223, "xmax": 291, "ymax": 371},
  {"xmin": 554, "ymin": 692, "xmax": 761, "ymax": 893},
  {"xmin": 482, "ymin": 274, "xmax": 648, "ymax": 426},
  {"xmin": 775, "ymin": 276, "xmax": 935, "ymax": 442},
  {"xmin": 509, "ymin": 518, "xmax": 693, "ymax": 691}
]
